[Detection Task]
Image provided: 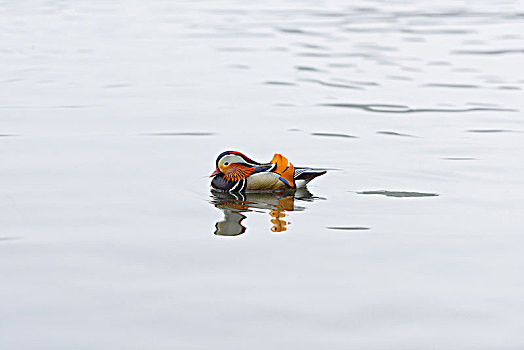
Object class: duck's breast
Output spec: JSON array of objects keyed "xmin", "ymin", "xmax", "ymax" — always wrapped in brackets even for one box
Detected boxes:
[{"xmin": 211, "ymin": 175, "xmax": 236, "ymax": 191}]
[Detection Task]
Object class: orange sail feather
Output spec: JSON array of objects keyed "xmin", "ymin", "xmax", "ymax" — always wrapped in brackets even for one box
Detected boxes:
[{"xmin": 270, "ymin": 153, "xmax": 295, "ymax": 188}]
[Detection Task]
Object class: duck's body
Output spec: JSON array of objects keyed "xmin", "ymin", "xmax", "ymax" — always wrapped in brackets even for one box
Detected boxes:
[{"xmin": 210, "ymin": 151, "xmax": 326, "ymax": 192}]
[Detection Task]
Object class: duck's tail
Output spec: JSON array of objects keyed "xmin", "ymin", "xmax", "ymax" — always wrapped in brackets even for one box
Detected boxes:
[{"xmin": 294, "ymin": 168, "xmax": 327, "ymax": 188}]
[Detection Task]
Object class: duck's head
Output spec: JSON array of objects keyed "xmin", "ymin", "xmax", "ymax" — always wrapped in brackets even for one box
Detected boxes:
[{"xmin": 210, "ymin": 151, "xmax": 259, "ymax": 178}]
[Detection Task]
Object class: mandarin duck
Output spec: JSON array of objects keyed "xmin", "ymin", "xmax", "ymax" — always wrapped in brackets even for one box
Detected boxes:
[{"xmin": 210, "ymin": 151, "xmax": 326, "ymax": 192}]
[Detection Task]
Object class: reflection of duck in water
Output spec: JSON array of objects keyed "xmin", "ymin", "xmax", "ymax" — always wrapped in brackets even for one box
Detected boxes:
[
  {"xmin": 211, "ymin": 188, "xmax": 322, "ymax": 236},
  {"xmin": 210, "ymin": 151, "xmax": 326, "ymax": 192}
]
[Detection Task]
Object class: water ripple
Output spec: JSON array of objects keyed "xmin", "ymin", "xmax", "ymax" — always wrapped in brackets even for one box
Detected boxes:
[
  {"xmin": 423, "ymin": 83, "xmax": 480, "ymax": 89},
  {"xmin": 467, "ymin": 129, "xmax": 516, "ymax": 133},
  {"xmin": 327, "ymin": 227, "xmax": 370, "ymax": 231},
  {"xmin": 141, "ymin": 132, "xmax": 217, "ymax": 136},
  {"xmin": 264, "ymin": 81, "xmax": 297, "ymax": 86},
  {"xmin": 452, "ymin": 49, "xmax": 524, "ymax": 55},
  {"xmin": 377, "ymin": 131, "xmax": 416, "ymax": 137},
  {"xmin": 299, "ymin": 78, "xmax": 363, "ymax": 90},
  {"xmin": 442, "ymin": 157, "xmax": 476, "ymax": 160},
  {"xmin": 358, "ymin": 190, "xmax": 439, "ymax": 198},
  {"xmin": 320, "ymin": 103, "xmax": 517, "ymax": 113},
  {"xmin": 311, "ymin": 132, "xmax": 358, "ymax": 139},
  {"xmin": 295, "ymin": 66, "xmax": 325, "ymax": 72}
]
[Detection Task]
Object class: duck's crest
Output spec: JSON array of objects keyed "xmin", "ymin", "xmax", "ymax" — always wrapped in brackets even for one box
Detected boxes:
[{"xmin": 216, "ymin": 150, "xmax": 259, "ymax": 167}]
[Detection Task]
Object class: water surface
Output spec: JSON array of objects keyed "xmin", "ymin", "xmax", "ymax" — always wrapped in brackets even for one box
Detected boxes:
[{"xmin": 1, "ymin": 0, "xmax": 524, "ymax": 349}]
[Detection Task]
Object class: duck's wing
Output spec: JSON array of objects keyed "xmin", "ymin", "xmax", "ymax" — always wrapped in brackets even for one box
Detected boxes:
[
  {"xmin": 247, "ymin": 154, "xmax": 295, "ymax": 189},
  {"xmin": 249, "ymin": 155, "xmax": 329, "ymax": 190}
]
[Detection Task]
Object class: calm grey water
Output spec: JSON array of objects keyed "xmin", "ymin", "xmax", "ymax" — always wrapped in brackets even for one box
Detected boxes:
[{"xmin": 1, "ymin": 0, "xmax": 524, "ymax": 348}]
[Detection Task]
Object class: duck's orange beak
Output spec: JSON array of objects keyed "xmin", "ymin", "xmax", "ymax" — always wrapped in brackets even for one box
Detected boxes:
[{"xmin": 210, "ymin": 168, "xmax": 221, "ymax": 177}]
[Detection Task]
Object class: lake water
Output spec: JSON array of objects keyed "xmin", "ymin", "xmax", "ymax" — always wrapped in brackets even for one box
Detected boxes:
[{"xmin": 1, "ymin": 0, "xmax": 524, "ymax": 348}]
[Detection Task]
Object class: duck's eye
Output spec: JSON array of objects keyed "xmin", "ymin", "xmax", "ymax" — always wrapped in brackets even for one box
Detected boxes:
[{"xmin": 224, "ymin": 162, "xmax": 229, "ymax": 166}]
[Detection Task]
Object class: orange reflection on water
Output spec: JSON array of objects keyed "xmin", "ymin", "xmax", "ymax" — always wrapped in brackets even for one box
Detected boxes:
[{"xmin": 210, "ymin": 188, "xmax": 320, "ymax": 236}]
